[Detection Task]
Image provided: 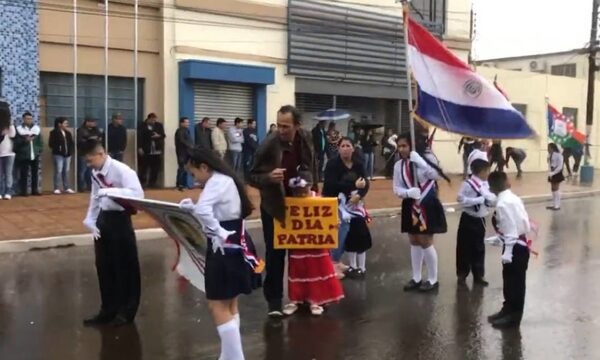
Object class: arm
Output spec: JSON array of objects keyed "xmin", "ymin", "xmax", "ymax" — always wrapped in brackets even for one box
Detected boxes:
[
  {"xmin": 122, "ymin": 128, "xmax": 128, "ymax": 151},
  {"xmin": 458, "ymin": 138, "xmax": 464, "ymax": 152},
  {"xmin": 192, "ymin": 177, "xmax": 231, "ymax": 240},
  {"xmin": 321, "ymin": 160, "xmax": 343, "ymax": 197},
  {"xmin": 48, "ymin": 130, "xmax": 56, "ymax": 150},
  {"xmin": 8, "ymin": 125, "xmax": 16, "ymax": 138},
  {"xmin": 356, "ymin": 163, "xmax": 370, "ymax": 197},
  {"xmin": 248, "ymin": 145, "xmax": 272, "ymax": 188},
  {"xmin": 393, "ymin": 161, "xmax": 409, "ymax": 198},
  {"xmin": 387, "ymin": 135, "xmax": 397, "ymax": 148},
  {"xmin": 457, "ymin": 182, "xmax": 485, "ymax": 207},
  {"xmin": 83, "ymin": 179, "xmax": 101, "ymax": 226}
]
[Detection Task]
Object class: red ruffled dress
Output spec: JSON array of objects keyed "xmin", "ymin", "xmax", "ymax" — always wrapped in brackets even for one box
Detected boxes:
[{"xmin": 288, "ymin": 249, "xmax": 344, "ymax": 305}]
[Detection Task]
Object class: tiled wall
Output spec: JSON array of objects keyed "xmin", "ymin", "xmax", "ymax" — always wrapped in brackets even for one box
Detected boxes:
[{"xmin": 0, "ymin": 0, "xmax": 39, "ymax": 122}]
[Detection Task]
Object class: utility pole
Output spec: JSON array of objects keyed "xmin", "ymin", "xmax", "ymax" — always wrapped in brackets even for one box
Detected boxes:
[{"xmin": 581, "ymin": 0, "xmax": 599, "ymax": 184}]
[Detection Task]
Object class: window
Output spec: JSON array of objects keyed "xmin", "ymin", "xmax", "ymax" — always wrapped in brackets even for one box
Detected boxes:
[
  {"xmin": 512, "ymin": 103, "xmax": 527, "ymax": 117},
  {"xmin": 551, "ymin": 64, "xmax": 577, "ymax": 77},
  {"xmin": 562, "ymin": 107, "xmax": 578, "ymax": 127}
]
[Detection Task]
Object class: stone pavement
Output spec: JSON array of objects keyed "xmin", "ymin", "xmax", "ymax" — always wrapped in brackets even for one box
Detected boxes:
[{"xmin": 1, "ymin": 171, "xmax": 598, "ymax": 241}]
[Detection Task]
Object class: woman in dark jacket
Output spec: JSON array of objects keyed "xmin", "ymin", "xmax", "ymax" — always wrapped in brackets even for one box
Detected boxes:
[
  {"xmin": 322, "ymin": 137, "xmax": 372, "ymax": 279},
  {"xmin": 49, "ymin": 117, "xmax": 75, "ymax": 194}
]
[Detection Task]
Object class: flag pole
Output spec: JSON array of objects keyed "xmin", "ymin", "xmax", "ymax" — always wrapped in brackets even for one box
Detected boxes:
[{"xmin": 401, "ymin": 1, "xmax": 417, "ymax": 155}]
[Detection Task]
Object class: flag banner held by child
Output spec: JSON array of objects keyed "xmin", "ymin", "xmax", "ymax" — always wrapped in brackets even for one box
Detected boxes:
[
  {"xmin": 111, "ymin": 196, "xmax": 208, "ymax": 292},
  {"xmin": 405, "ymin": 15, "xmax": 534, "ymax": 139},
  {"xmin": 274, "ymin": 197, "xmax": 339, "ymax": 249}
]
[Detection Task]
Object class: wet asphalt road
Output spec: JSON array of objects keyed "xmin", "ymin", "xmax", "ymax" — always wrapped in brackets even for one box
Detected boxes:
[{"xmin": 1, "ymin": 198, "xmax": 600, "ymax": 360}]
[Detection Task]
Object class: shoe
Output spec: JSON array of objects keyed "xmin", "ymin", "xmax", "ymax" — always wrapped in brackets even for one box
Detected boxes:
[
  {"xmin": 2, "ymin": 194, "xmax": 10, "ymax": 200},
  {"xmin": 403, "ymin": 279, "xmax": 422, "ymax": 292},
  {"xmin": 354, "ymin": 269, "xmax": 366, "ymax": 279},
  {"xmin": 53, "ymin": 189, "xmax": 61, "ymax": 195},
  {"xmin": 65, "ymin": 189, "xmax": 76, "ymax": 194},
  {"xmin": 110, "ymin": 314, "xmax": 133, "ymax": 327},
  {"xmin": 546, "ymin": 206, "xmax": 560, "ymax": 211},
  {"xmin": 32, "ymin": 192, "xmax": 42, "ymax": 196},
  {"xmin": 457, "ymin": 276, "xmax": 467, "ymax": 285},
  {"xmin": 282, "ymin": 303, "xmax": 299, "ymax": 316},
  {"xmin": 418, "ymin": 281, "xmax": 439, "ymax": 292},
  {"xmin": 474, "ymin": 277, "xmax": 489, "ymax": 287},
  {"xmin": 177, "ymin": 187, "xmax": 185, "ymax": 192},
  {"xmin": 487, "ymin": 309, "xmax": 507, "ymax": 323},
  {"xmin": 268, "ymin": 302, "xmax": 284, "ymax": 318},
  {"xmin": 310, "ymin": 304, "xmax": 324, "ymax": 316},
  {"xmin": 491, "ymin": 313, "xmax": 521, "ymax": 329},
  {"xmin": 345, "ymin": 267, "xmax": 360, "ymax": 279},
  {"xmin": 83, "ymin": 313, "xmax": 115, "ymax": 327}
]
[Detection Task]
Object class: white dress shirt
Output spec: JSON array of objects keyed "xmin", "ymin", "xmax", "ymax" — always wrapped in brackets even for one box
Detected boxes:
[
  {"xmin": 457, "ymin": 175, "xmax": 493, "ymax": 218},
  {"xmin": 393, "ymin": 153, "xmax": 440, "ymax": 198},
  {"xmin": 84, "ymin": 156, "xmax": 144, "ymax": 224},
  {"xmin": 494, "ymin": 189, "xmax": 531, "ymax": 262},
  {"xmin": 191, "ymin": 172, "xmax": 241, "ymax": 240},
  {"xmin": 227, "ymin": 126, "xmax": 244, "ymax": 152},
  {"xmin": 0, "ymin": 125, "xmax": 16, "ymax": 157},
  {"xmin": 467, "ymin": 149, "xmax": 488, "ymax": 175},
  {"xmin": 548, "ymin": 152, "xmax": 564, "ymax": 176}
]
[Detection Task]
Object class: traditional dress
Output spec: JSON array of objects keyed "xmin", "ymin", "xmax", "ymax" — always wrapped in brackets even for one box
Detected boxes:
[{"xmin": 288, "ymin": 249, "xmax": 344, "ymax": 306}]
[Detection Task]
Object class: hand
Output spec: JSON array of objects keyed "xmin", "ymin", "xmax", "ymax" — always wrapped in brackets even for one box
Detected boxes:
[
  {"xmin": 410, "ymin": 151, "xmax": 428, "ymax": 168},
  {"xmin": 406, "ymin": 187, "xmax": 421, "ymax": 200},
  {"xmin": 178, "ymin": 198, "xmax": 195, "ymax": 211},
  {"xmin": 349, "ymin": 194, "xmax": 361, "ymax": 205},
  {"xmin": 96, "ymin": 188, "xmax": 120, "ymax": 199},
  {"xmin": 268, "ymin": 168, "xmax": 286, "ymax": 183},
  {"xmin": 484, "ymin": 236, "xmax": 502, "ymax": 247},
  {"xmin": 355, "ymin": 177, "xmax": 366, "ymax": 189},
  {"xmin": 213, "ymin": 229, "xmax": 236, "ymax": 255},
  {"xmin": 501, "ymin": 251, "xmax": 513, "ymax": 264},
  {"xmin": 138, "ymin": 148, "xmax": 144, "ymax": 156},
  {"xmin": 83, "ymin": 219, "xmax": 101, "ymax": 240},
  {"xmin": 483, "ymin": 192, "xmax": 497, "ymax": 203}
]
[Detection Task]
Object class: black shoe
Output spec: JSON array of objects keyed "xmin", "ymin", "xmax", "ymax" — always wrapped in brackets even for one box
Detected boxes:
[
  {"xmin": 83, "ymin": 313, "xmax": 115, "ymax": 327},
  {"xmin": 32, "ymin": 192, "xmax": 42, "ymax": 196},
  {"xmin": 344, "ymin": 267, "xmax": 357, "ymax": 278},
  {"xmin": 473, "ymin": 277, "xmax": 489, "ymax": 287},
  {"xmin": 177, "ymin": 186, "xmax": 184, "ymax": 192},
  {"xmin": 268, "ymin": 301, "xmax": 284, "ymax": 318},
  {"xmin": 110, "ymin": 314, "xmax": 133, "ymax": 327},
  {"xmin": 418, "ymin": 281, "xmax": 439, "ymax": 292},
  {"xmin": 403, "ymin": 279, "xmax": 422, "ymax": 292},
  {"xmin": 491, "ymin": 313, "xmax": 521, "ymax": 329},
  {"xmin": 487, "ymin": 309, "xmax": 507, "ymax": 323},
  {"xmin": 354, "ymin": 269, "xmax": 366, "ymax": 279},
  {"xmin": 457, "ymin": 276, "xmax": 467, "ymax": 285},
  {"xmin": 546, "ymin": 206, "xmax": 560, "ymax": 211}
]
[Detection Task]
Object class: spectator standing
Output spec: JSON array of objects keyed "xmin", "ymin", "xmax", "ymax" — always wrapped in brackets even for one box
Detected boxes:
[
  {"xmin": 312, "ymin": 120, "xmax": 327, "ymax": 182},
  {"xmin": 242, "ymin": 118, "xmax": 258, "ymax": 179},
  {"xmin": 175, "ymin": 117, "xmax": 194, "ymax": 191},
  {"xmin": 267, "ymin": 124, "xmax": 277, "ymax": 135},
  {"xmin": 194, "ymin": 117, "xmax": 212, "ymax": 150},
  {"xmin": 326, "ymin": 122, "xmax": 341, "ymax": 160},
  {"xmin": 211, "ymin": 118, "xmax": 228, "ymax": 159},
  {"xmin": 77, "ymin": 118, "xmax": 103, "ymax": 191},
  {"xmin": 0, "ymin": 100, "xmax": 15, "ymax": 200},
  {"xmin": 107, "ymin": 113, "xmax": 127, "ymax": 162},
  {"xmin": 227, "ymin": 117, "xmax": 245, "ymax": 174},
  {"xmin": 359, "ymin": 129, "xmax": 378, "ymax": 180},
  {"xmin": 137, "ymin": 113, "xmax": 165, "ymax": 188},
  {"xmin": 14, "ymin": 112, "xmax": 43, "ymax": 196},
  {"xmin": 458, "ymin": 136, "xmax": 476, "ymax": 179},
  {"xmin": 49, "ymin": 117, "xmax": 75, "ymax": 194}
]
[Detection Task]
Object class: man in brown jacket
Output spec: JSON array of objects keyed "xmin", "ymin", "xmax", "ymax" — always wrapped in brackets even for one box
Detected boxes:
[{"xmin": 249, "ymin": 105, "xmax": 318, "ymax": 317}]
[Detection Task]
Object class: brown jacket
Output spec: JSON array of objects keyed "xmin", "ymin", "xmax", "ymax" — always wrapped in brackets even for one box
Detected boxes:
[{"xmin": 249, "ymin": 129, "xmax": 318, "ymax": 222}]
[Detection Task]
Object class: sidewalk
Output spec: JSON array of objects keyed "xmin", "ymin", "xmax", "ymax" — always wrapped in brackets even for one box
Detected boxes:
[{"xmin": 1, "ymin": 171, "xmax": 599, "ymax": 241}]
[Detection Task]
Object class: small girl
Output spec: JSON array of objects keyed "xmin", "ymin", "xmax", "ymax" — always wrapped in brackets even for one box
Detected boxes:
[
  {"xmin": 179, "ymin": 149, "xmax": 262, "ymax": 360},
  {"xmin": 547, "ymin": 142, "xmax": 564, "ymax": 210}
]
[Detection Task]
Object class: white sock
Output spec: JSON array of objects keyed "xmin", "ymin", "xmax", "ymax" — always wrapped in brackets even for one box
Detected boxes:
[
  {"xmin": 347, "ymin": 252, "xmax": 357, "ymax": 268},
  {"xmin": 234, "ymin": 313, "xmax": 240, "ymax": 327},
  {"xmin": 217, "ymin": 319, "xmax": 245, "ymax": 360},
  {"xmin": 357, "ymin": 252, "xmax": 366, "ymax": 271},
  {"xmin": 553, "ymin": 191, "xmax": 561, "ymax": 209},
  {"xmin": 410, "ymin": 245, "xmax": 424, "ymax": 282},
  {"xmin": 422, "ymin": 246, "xmax": 438, "ymax": 284}
]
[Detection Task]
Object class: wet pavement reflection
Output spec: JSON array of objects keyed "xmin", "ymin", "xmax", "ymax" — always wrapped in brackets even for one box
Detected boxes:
[{"xmin": 2, "ymin": 198, "xmax": 600, "ymax": 359}]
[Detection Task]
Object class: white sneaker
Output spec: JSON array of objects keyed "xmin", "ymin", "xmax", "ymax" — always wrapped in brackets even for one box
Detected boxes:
[
  {"xmin": 282, "ymin": 303, "xmax": 299, "ymax": 316},
  {"xmin": 3, "ymin": 194, "xmax": 11, "ymax": 200},
  {"xmin": 310, "ymin": 305, "xmax": 324, "ymax": 316},
  {"xmin": 65, "ymin": 189, "xmax": 75, "ymax": 194},
  {"xmin": 53, "ymin": 189, "xmax": 61, "ymax": 195}
]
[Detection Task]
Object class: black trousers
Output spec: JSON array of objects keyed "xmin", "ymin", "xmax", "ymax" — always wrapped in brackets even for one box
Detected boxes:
[
  {"xmin": 138, "ymin": 154, "xmax": 161, "ymax": 187},
  {"xmin": 95, "ymin": 211, "xmax": 141, "ymax": 321},
  {"xmin": 18, "ymin": 158, "xmax": 39, "ymax": 195},
  {"xmin": 502, "ymin": 244, "xmax": 530, "ymax": 316},
  {"xmin": 316, "ymin": 151, "xmax": 325, "ymax": 181},
  {"xmin": 456, "ymin": 212, "xmax": 486, "ymax": 278},
  {"xmin": 261, "ymin": 207, "xmax": 286, "ymax": 309}
]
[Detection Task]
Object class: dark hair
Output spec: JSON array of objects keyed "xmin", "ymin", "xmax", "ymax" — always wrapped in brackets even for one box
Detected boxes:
[
  {"xmin": 147, "ymin": 113, "xmax": 157, "ymax": 119},
  {"xmin": 488, "ymin": 171, "xmax": 508, "ymax": 192},
  {"xmin": 472, "ymin": 141, "xmax": 483, "ymax": 150},
  {"xmin": 337, "ymin": 136, "xmax": 363, "ymax": 164},
  {"xmin": 0, "ymin": 100, "xmax": 11, "ymax": 131},
  {"xmin": 470, "ymin": 159, "xmax": 490, "ymax": 176},
  {"xmin": 247, "ymin": 118, "xmax": 255, "ymax": 125},
  {"xmin": 234, "ymin": 117, "xmax": 244, "ymax": 125},
  {"xmin": 201, "ymin": 117, "xmax": 210, "ymax": 124},
  {"xmin": 180, "ymin": 117, "xmax": 189, "ymax": 124},
  {"xmin": 216, "ymin": 118, "xmax": 226, "ymax": 126},
  {"xmin": 80, "ymin": 139, "xmax": 104, "ymax": 156},
  {"xmin": 112, "ymin": 113, "xmax": 122, "ymax": 120},
  {"xmin": 54, "ymin": 117, "xmax": 68, "ymax": 129},
  {"xmin": 548, "ymin": 143, "xmax": 559, "ymax": 153},
  {"xmin": 22, "ymin": 111, "xmax": 33, "ymax": 119},
  {"xmin": 187, "ymin": 148, "xmax": 254, "ymax": 219},
  {"xmin": 278, "ymin": 105, "xmax": 302, "ymax": 125},
  {"xmin": 397, "ymin": 132, "xmax": 451, "ymax": 183},
  {"xmin": 327, "ymin": 122, "xmax": 336, "ymax": 130},
  {"xmin": 84, "ymin": 117, "xmax": 96, "ymax": 125}
]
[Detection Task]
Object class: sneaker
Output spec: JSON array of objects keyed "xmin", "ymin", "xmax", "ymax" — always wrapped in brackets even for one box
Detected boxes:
[
  {"xmin": 487, "ymin": 309, "xmax": 507, "ymax": 323},
  {"xmin": 418, "ymin": 281, "xmax": 439, "ymax": 292},
  {"xmin": 473, "ymin": 277, "xmax": 489, "ymax": 287},
  {"xmin": 546, "ymin": 206, "xmax": 560, "ymax": 211},
  {"xmin": 310, "ymin": 304, "xmax": 324, "ymax": 316},
  {"xmin": 267, "ymin": 302, "xmax": 284, "ymax": 318},
  {"xmin": 3, "ymin": 194, "xmax": 11, "ymax": 200},
  {"xmin": 53, "ymin": 189, "xmax": 61, "ymax": 195},
  {"xmin": 282, "ymin": 303, "xmax": 299, "ymax": 316},
  {"xmin": 403, "ymin": 279, "xmax": 422, "ymax": 292},
  {"xmin": 65, "ymin": 189, "xmax": 76, "ymax": 194}
]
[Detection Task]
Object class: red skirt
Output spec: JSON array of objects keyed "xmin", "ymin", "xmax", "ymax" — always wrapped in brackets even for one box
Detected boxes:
[{"xmin": 288, "ymin": 249, "xmax": 344, "ymax": 305}]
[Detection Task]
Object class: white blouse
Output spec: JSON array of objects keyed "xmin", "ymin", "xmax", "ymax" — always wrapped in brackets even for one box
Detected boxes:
[
  {"xmin": 192, "ymin": 172, "xmax": 241, "ymax": 239},
  {"xmin": 393, "ymin": 152, "xmax": 441, "ymax": 198},
  {"xmin": 548, "ymin": 152, "xmax": 564, "ymax": 176}
]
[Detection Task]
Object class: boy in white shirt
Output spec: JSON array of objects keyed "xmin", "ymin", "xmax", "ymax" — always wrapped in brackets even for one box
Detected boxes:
[{"xmin": 487, "ymin": 171, "xmax": 531, "ymax": 329}]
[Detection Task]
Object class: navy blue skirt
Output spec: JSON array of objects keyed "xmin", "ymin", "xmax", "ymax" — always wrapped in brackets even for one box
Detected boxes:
[
  {"xmin": 401, "ymin": 197, "xmax": 447, "ymax": 235},
  {"xmin": 204, "ymin": 219, "xmax": 262, "ymax": 300}
]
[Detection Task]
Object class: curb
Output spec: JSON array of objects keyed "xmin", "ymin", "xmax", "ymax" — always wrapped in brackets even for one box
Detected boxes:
[{"xmin": 2, "ymin": 189, "xmax": 599, "ymax": 254}]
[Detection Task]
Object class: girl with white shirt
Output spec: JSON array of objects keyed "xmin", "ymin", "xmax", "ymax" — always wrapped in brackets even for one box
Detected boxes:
[
  {"xmin": 179, "ymin": 149, "xmax": 262, "ymax": 360},
  {"xmin": 0, "ymin": 101, "xmax": 15, "ymax": 200},
  {"xmin": 547, "ymin": 142, "xmax": 565, "ymax": 210},
  {"xmin": 393, "ymin": 132, "xmax": 450, "ymax": 292}
]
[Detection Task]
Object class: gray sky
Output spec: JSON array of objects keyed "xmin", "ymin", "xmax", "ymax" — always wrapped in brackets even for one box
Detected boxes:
[{"xmin": 474, "ymin": 0, "xmax": 593, "ymax": 60}]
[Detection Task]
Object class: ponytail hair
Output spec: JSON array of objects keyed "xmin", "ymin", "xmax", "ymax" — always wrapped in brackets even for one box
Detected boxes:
[
  {"xmin": 187, "ymin": 148, "xmax": 254, "ymax": 219},
  {"xmin": 397, "ymin": 132, "xmax": 451, "ymax": 183}
]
